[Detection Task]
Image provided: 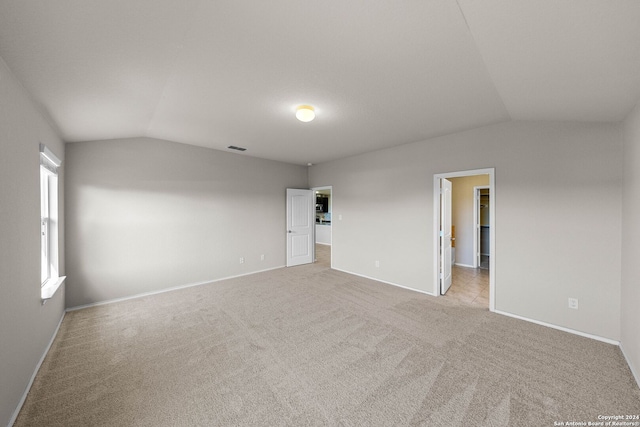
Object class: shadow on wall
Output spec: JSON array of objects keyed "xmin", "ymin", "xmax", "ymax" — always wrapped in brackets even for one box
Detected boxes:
[{"xmin": 64, "ymin": 138, "xmax": 308, "ymax": 308}]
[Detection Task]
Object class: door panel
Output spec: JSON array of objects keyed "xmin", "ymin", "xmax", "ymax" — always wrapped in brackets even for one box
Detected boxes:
[
  {"xmin": 441, "ymin": 178, "xmax": 453, "ymax": 294},
  {"xmin": 286, "ymin": 189, "xmax": 314, "ymax": 267}
]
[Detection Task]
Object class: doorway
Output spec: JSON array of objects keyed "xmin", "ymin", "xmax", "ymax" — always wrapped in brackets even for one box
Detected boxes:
[
  {"xmin": 434, "ymin": 169, "xmax": 495, "ymax": 311},
  {"xmin": 474, "ymin": 186, "xmax": 490, "ymax": 270},
  {"xmin": 286, "ymin": 186, "xmax": 333, "ymax": 268},
  {"xmin": 311, "ymin": 186, "xmax": 332, "ymax": 268}
]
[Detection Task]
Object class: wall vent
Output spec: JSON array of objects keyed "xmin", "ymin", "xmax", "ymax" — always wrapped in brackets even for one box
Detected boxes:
[{"xmin": 227, "ymin": 145, "xmax": 247, "ymax": 151}]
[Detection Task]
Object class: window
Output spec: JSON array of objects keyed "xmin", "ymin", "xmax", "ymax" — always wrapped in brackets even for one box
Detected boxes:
[{"xmin": 40, "ymin": 144, "xmax": 65, "ymax": 300}]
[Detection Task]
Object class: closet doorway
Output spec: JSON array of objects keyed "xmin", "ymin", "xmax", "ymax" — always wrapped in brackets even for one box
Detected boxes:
[{"xmin": 474, "ymin": 186, "xmax": 490, "ymax": 270}]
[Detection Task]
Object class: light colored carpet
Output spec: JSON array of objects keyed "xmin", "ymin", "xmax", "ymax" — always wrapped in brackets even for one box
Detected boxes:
[{"xmin": 15, "ymin": 249, "xmax": 640, "ymax": 426}]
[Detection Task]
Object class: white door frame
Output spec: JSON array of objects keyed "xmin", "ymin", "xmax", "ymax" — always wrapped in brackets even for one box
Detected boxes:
[
  {"xmin": 473, "ymin": 185, "xmax": 490, "ymax": 269},
  {"xmin": 433, "ymin": 168, "xmax": 495, "ymax": 312}
]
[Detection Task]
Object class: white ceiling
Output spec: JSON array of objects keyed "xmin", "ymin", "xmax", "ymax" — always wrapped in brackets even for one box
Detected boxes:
[{"xmin": 1, "ymin": 0, "xmax": 639, "ymax": 165}]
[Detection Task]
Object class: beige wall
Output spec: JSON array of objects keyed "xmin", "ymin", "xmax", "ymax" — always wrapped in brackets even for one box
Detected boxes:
[
  {"xmin": 309, "ymin": 121, "xmax": 623, "ymax": 340},
  {"xmin": 450, "ymin": 175, "xmax": 490, "ymax": 267},
  {"xmin": 622, "ymin": 101, "xmax": 640, "ymax": 383},
  {"xmin": 0, "ymin": 57, "xmax": 66, "ymax": 426},
  {"xmin": 64, "ymin": 138, "xmax": 308, "ymax": 308}
]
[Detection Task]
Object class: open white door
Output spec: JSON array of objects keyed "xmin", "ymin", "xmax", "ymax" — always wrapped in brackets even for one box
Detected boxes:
[
  {"xmin": 474, "ymin": 187, "xmax": 481, "ymax": 269},
  {"xmin": 286, "ymin": 188, "xmax": 314, "ymax": 267},
  {"xmin": 440, "ymin": 178, "xmax": 453, "ymax": 294}
]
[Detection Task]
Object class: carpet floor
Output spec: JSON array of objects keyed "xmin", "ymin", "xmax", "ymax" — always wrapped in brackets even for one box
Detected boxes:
[{"xmin": 15, "ymin": 253, "xmax": 640, "ymax": 426}]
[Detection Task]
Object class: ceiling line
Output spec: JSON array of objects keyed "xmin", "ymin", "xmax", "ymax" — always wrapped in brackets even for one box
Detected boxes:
[
  {"xmin": 144, "ymin": 1, "xmax": 206, "ymax": 137},
  {"xmin": 454, "ymin": 0, "xmax": 512, "ymax": 121}
]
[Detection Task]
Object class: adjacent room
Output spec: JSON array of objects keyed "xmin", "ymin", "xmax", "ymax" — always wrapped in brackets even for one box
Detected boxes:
[{"xmin": 1, "ymin": 1, "xmax": 640, "ymax": 426}]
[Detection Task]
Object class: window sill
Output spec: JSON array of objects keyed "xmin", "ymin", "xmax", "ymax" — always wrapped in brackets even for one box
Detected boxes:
[{"xmin": 41, "ymin": 276, "xmax": 66, "ymax": 302}]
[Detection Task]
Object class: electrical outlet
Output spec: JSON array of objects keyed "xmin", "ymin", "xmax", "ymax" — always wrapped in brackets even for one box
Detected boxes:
[
  {"xmin": 568, "ymin": 298, "xmax": 578, "ymax": 310},
  {"xmin": 239, "ymin": 257, "xmax": 245, "ymax": 264},
  {"xmin": 338, "ymin": 214, "xmax": 343, "ymax": 220},
  {"xmin": 260, "ymin": 254, "xmax": 265, "ymax": 261},
  {"xmin": 375, "ymin": 260, "xmax": 380, "ymax": 268}
]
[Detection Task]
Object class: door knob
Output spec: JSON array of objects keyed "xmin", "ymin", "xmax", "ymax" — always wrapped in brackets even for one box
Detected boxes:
[{"xmin": 288, "ymin": 230, "xmax": 293, "ymax": 233}]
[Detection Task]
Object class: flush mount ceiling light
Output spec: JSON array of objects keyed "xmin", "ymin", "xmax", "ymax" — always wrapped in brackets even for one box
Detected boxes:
[{"xmin": 296, "ymin": 105, "xmax": 315, "ymax": 122}]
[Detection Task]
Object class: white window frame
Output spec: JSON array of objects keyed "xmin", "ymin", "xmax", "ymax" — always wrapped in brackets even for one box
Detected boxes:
[
  {"xmin": 40, "ymin": 166, "xmax": 53, "ymax": 284},
  {"xmin": 39, "ymin": 144, "xmax": 65, "ymax": 301}
]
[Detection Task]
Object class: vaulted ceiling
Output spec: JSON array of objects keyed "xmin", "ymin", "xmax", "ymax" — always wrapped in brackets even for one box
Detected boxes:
[{"xmin": 1, "ymin": 1, "xmax": 639, "ymax": 165}]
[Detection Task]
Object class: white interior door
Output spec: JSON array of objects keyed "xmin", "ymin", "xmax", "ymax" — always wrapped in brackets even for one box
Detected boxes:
[
  {"xmin": 440, "ymin": 178, "xmax": 453, "ymax": 294},
  {"xmin": 286, "ymin": 188, "xmax": 314, "ymax": 267},
  {"xmin": 474, "ymin": 187, "xmax": 481, "ymax": 269}
]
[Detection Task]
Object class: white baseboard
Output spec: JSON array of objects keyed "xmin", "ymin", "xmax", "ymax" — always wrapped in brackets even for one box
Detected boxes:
[
  {"xmin": 493, "ymin": 309, "xmax": 619, "ymax": 346},
  {"xmin": 330, "ymin": 271, "xmax": 619, "ymax": 348},
  {"xmin": 619, "ymin": 342, "xmax": 640, "ymax": 389},
  {"xmin": 8, "ymin": 312, "xmax": 65, "ymax": 427},
  {"xmin": 66, "ymin": 266, "xmax": 285, "ymax": 312},
  {"xmin": 454, "ymin": 263, "xmax": 475, "ymax": 268},
  {"xmin": 332, "ymin": 267, "xmax": 437, "ymax": 297},
  {"xmin": 315, "ymin": 242, "xmax": 331, "ymax": 246}
]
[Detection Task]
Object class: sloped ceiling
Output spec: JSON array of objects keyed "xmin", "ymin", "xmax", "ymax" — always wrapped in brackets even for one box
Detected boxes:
[{"xmin": 1, "ymin": 0, "xmax": 639, "ymax": 165}]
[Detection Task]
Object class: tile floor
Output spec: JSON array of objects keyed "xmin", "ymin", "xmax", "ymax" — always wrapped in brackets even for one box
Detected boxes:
[{"xmin": 446, "ymin": 264, "xmax": 489, "ymax": 308}]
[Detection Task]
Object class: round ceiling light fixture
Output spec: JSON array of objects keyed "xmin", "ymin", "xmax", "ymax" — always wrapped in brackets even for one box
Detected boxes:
[{"xmin": 296, "ymin": 105, "xmax": 315, "ymax": 122}]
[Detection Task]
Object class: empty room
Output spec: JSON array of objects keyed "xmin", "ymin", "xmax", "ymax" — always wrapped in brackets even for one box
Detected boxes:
[{"xmin": 1, "ymin": 1, "xmax": 640, "ymax": 426}]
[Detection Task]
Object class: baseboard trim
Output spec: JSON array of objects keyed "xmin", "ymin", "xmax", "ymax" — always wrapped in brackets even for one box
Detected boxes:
[
  {"xmin": 493, "ymin": 309, "xmax": 619, "ymax": 346},
  {"xmin": 330, "ymin": 271, "xmax": 618, "ymax": 347},
  {"xmin": 315, "ymin": 242, "xmax": 331, "ymax": 246},
  {"xmin": 332, "ymin": 267, "xmax": 437, "ymax": 297},
  {"xmin": 619, "ymin": 342, "xmax": 640, "ymax": 389},
  {"xmin": 66, "ymin": 266, "xmax": 285, "ymax": 312},
  {"xmin": 8, "ymin": 312, "xmax": 65, "ymax": 427},
  {"xmin": 454, "ymin": 263, "xmax": 475, "ymax": 268}
]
